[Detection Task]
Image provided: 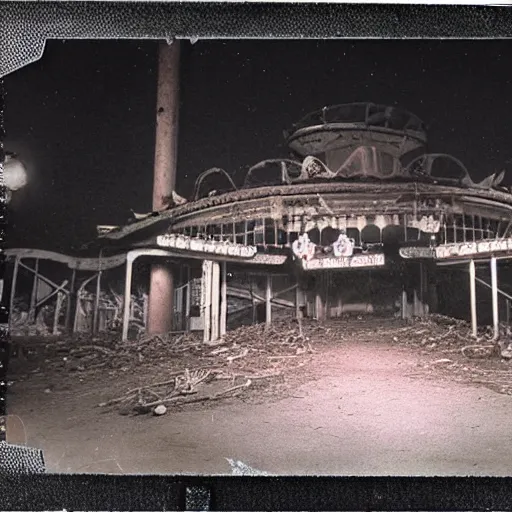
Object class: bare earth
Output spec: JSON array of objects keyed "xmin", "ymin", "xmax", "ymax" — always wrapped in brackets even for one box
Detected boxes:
[{"xmin": 6, "ymin": 317, "xmax": 512, "ymax": 476}]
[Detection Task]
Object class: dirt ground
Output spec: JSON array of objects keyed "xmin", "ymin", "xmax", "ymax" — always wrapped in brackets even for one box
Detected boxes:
[{"xmin": 6, "ymin": 316, "xmax": 512, "ymax": 476}]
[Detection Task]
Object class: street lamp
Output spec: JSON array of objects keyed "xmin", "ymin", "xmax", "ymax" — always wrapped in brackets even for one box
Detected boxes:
[{"xmin": 3, "ymin": 152, "xmax": 28, "ymax": 203}]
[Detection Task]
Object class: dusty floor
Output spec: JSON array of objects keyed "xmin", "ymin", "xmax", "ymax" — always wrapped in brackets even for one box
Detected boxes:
[{"xmin": 6, "ymin": 317, "xmax": 512, "ymax": 476}]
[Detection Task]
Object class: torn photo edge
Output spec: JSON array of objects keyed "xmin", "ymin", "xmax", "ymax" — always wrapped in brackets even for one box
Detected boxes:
[{"xmin": 3, "ymin": 1, "xmax": 512, "ymax": 510}]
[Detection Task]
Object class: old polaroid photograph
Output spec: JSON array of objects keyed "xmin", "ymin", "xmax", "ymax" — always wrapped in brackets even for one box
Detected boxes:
[{"xmin": 3, "ymin": 36, "xmax": 512, "ymax": 476}]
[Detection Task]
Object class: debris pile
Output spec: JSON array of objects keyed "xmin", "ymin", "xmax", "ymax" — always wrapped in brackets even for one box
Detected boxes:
[
  {"xmin": 10, "ymin": 318, "xmax": 328, "ymax": 415},
  {"xmin": 98, "ymin": 319, "xmax": 325, "ymax": 415},
  {"xmin": 9, "ymin": 313, "xmax": 512, "ymax": 413},
  {"xmin": 10, "ymin": 298, "xmax": 61, "ymax": 337},
  {"xmin": 379, "ymin": 314, "xmax": 512, "ymax": 395},
  {"xmin": 75, "ymin": 288, "xmax": 148, "ymax": 335},
  {"xmin": 382, "ymin": 314, "xmax": 511, "ymax": 359},
  {"xmin": 99, "ymin": 368, "xmax": 253, "ymax": 416},
  {"xmin": 10, "ymin": 288, "xmax": 149, "ymax": 337}
]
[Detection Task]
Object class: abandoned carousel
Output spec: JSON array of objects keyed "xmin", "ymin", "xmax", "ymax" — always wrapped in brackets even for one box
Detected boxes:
[{"xmin": 6, "ymin": 102, "xmax": 512, "ymax": 342}]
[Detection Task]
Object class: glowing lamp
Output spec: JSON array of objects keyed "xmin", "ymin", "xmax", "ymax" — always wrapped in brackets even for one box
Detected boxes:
[{"xmin": 3, "ymin": 153, "xmax": 28, "ymax": 203}]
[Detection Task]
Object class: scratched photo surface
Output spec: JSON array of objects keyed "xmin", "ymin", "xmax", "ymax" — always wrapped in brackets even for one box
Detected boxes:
[{"xmin": 4, "ymin": 39, "xmax": 512, "ymax": 475}]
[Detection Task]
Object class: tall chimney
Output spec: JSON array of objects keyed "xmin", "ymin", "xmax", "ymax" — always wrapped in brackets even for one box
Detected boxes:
[{"xmin": 147, "ymin": 39, "xmax": 181, "ymax": 335}]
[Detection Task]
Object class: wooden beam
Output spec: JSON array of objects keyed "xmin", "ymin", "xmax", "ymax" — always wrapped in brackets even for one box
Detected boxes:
[
  {"xmin": 401, "ymin": 286, "xmax": 408, "ymax": 320},
  {"xmin": 491, "ymin": 256, "xmax": 499, "ymax": 340},
  {"xmin": 53, "ymin": 291, "xmax": 65, "ymax": 335},
  {"xmin": 419, "ymin": 262, "xmax": 425, "ymax": 317},
  {"xmin": 73, "ymin": 273, "xmax": 98, "ymax": 334},
  {"xmin": 211, "ymin": 261, "xmax": 220, "ymax": 341},
  {"xmin": 295, "ymin": 281, "xmax": 301, "ymax": 320},
  {"xmin": 185, "ymin": 265, "xmax": 191, "ymax": 332},
  {"xmin": 202, "ymin": 260, "xmax": 213, "ymax": 343},
  {"xmin": 469, "ymin": 259, "xmax": 477, "ymax": 337},
  {"xmin": 19, "ymin": 260, "xmax": 69, "ymax": 295},
  {"xmin": 122, "ymin": 256, "xmax": 134, "ymax": 342},
  {"xmin": 65, "ymin": 268, "xmax": 76, "ymax": 332},
  {"xmin": 226, "ymin": 286, "xmax": 294, "ymax": 308},
  {"xmin": 93, "ymin": 271, "xmax": 102, "ymax": 334},
  {"xmin": 8, "ymin": 257, "xmax": 19, "ymax": 333},
  {"xmin": 265, "ymin": 274, "xmax": 272, "ymax": 328},
  {"xmin": 220, "ymin": 262, "xmax": 227, "ymax": 337},
  {"xmin": 271, "ymin": 283, "xmax": 298, "ymax": 300},
  {"xmin": 28, "ymin": 258, "xmax": 39, "ymax": 323},
  {"xmin": 35, "ymin": 279, "xmax": 69, "ymax": 309}
]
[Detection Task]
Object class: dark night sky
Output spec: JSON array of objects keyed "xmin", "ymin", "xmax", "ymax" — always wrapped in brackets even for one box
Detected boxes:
[{"xmin": 4, "ymin": 39, "xmax": 512, "ymax": 253}]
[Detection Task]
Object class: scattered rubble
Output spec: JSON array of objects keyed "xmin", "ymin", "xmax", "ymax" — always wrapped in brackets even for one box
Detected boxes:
[
  {"xmin": 8, "ymin": 314, "xmax": 512, "ymax": 413},
  {"xmin": 10, "ymin": 288, "xmax": 148, "ymax": 337},
  {"xmin": 153, "ymin": 405, "xmax": 167, "ymax": 416}
]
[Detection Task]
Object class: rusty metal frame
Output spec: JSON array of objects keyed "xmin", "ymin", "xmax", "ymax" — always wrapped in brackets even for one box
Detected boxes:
[
  {"xmin": 100, "ymin": 181, "xmax": 512, "ymax": 244},
  {"xmin": 193, "ymin": 167, "xmax": 238, "ymax": 201}
]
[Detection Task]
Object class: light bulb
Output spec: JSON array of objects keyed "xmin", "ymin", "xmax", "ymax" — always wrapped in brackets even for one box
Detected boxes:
[{"xmin": 3, "ymin": 154, "xmax": 28, "ymax": 191}]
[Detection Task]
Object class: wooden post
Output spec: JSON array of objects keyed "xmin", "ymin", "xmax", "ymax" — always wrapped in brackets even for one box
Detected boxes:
[
  {"xmin": 211, "ymin": 262, "xmax": 220, "ymax": 342},
  {"xmin": 491, "ymin": 256, "xmax": 499, "ymax": 340},
  {"xmin": 315, "ymin": 275, "xmax": 325, "ymax": 322},
  {"xmin": 8, "ymin": 257, "xmax": 19, "ymax": 333},
  {"xmin": 73, "ymin": 291, "xmax": 80, "ymax": 334},
  {"xmin": 250, "ymin": 276, "xmax": 257, "ymax": 324},
  {"xmin": 122, "ymin": 255, "xmax": 134, "ymax": 342},
  {"xmin": 295, "ymin": 282, "xmax": 301, "ymax": 320},
  {"xmin": 413, "ymin": 289, "xmax": 420, "ymax": 317},
  {"xmin": 401, "ymin": 287, "xmax": 408, "ymax": 320},
  {"xmin": 53, "ymin": 291, "xmax": 64, "ymax": 335},
  {"xmin": 315, "ymin": 290, "xmax": 322, "ymax": 321},
  {"xmin": 422, "ymin": 264, "xmax": 430, "ymax": 316},
  {"xmin": 185, "ymin": 265, "xmax": 191, "ymax": 332},
  {"xmin": 143, "ymin": 293, "xmax": 149, "ymax": 330},
  {"xmin": 220, "ymin": 262, "xmax": 227, "ymax": 337},
  {"xmin": 92, "ymin": 271, "xmax": 102, "ymax": 334},
  {"xmin": 65, "ymin": 268, "xmax": 76, "ymax": 331},
  {"xmin": 202, "ymin": 260, "xmax": 213, "ymax": 343},
  {"xmin": 418, "ymin": 262, "xmax": 426, "ymax": 317},
  {"xmin": 469, "ymin": 259, "xmax": 477, "ymax": 337},
  {"xmin": 28, "ymin": 258, "xmax": 39, "ymax": 323},
  {"xmin": 265, "ymin": 274, "xmax": 272, "ymax": 328}
]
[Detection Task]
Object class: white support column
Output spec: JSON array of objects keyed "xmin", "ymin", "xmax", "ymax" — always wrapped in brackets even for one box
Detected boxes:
[
  {"xmin": 93, "ymin": 270, "xmax": 102, "ymax": 334},
  {"xmin": 266, "ymin": 274, "xmax": 272, "ymax": 328},
  {"xmin": 211, "ymin": 261, "xmax": 220, "ymax": 342},
  {"xmin": 53, "ymin": 291, "xmax": 65, "ymax": 335},
  {"xmin": 423, "ymin": 264, "xmax": 430, "ymax": 316},
  {"xmin": 418, "ymin": 262, "xmax": 426, "ymax": 317},
  {"xmin": 185, "ymin": 266, "xmax": 191, "ymax": 332},
  {"xmin": 469, "ymin": 259, "xmax": 477, "ymax": 337},
  {"xmin": 315, "ymin": 291, "xmax": 322, "ymax": 321},
  {"xmin": 8, "ymin": 257, "xmax": 20, "ymax": 333},
  {"xmin": 337, "ymin": 296, "xmax": 343, "ymax": 317},
  {"xmin": 202, "ymin": 260, "xmax": 213, "ymax": 343},
  {"xmin": 220, "ymin": 262, "xmax": 227, "ymax": 337},
  {"xmin": 491, "ymin": 256, "xmax": 499, "ymax": 340},
  {"xmin": 295, "ymin": 282, "xmax": 301, "ymax": 320},
  {"xmin": 65, "ymin": 268, "xmax": 76, "ymax": 332},
  {"xmin": 122, "ymin": 254, "xmax": 135, "ymax": 342},
  {"xmin": 413, "ymin": 289, "xmax": 420, "ymax": 317},
  {"xmin": 401, "ymin": 287, "xmax": 408, "ymax": 320}
]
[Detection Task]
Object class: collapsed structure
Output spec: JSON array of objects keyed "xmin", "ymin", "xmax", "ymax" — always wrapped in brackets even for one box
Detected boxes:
[{"xmin": 6, "ymin": 103, "xmax": 512, "ymax": 341}]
